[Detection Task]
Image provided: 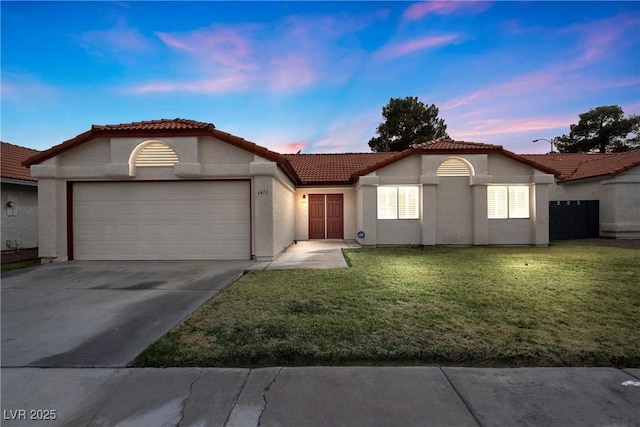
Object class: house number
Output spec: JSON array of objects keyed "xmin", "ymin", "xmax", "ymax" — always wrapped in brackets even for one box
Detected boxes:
[{"xmin": 257, "ymin": 189, "xmax": 269, "ymax": 196}]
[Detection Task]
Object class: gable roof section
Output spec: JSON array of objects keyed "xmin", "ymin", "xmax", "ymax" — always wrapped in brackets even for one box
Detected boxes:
[
  {"xmin": 349, "ymin": 140, "xmax": 558, "ymax": 182},
  {"xmin": 23, "ymin": 118, "xmax": 299, "ymax": 183},
  {"xmin": 521, "ymin": 150, "xmax": 640, "ymax": 182},
  {"xmin": 1, "ymin": 141, "xmax": 39, "ymax": 182}
]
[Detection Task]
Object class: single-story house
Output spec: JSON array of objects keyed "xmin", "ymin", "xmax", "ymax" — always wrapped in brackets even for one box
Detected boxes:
[
  {"xmin": 1, "ymin": 141, "xmax": 40, "ymax": 262},
  {"xmin": 522, "ymin": 151, "xmax": 640, "ymax": 240},
  {"xmin": 24, "ymin": 118, "xmax": 562, "ymax": 262}
]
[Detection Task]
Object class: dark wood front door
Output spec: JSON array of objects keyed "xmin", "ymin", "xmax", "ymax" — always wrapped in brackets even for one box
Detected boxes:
[
  {"xmin": 308, "ymin": 194, "xmax": 344, "ymax": 239},
  {"xmin": 326, "ymin": 194, "xmax": 344, "ymax": 239},
  {"xmin": 309, "ymin": 194, "xmax": 326, "ymax": 239}
]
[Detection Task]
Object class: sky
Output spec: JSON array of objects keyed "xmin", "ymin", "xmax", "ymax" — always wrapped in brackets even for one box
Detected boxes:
[{"xmin": 2, "ymin": 1, "xmax": 639, "ymax": 154}]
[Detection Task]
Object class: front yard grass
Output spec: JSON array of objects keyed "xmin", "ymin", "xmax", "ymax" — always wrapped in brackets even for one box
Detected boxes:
[{"xmin": 135, "ymin": 244, "xmax": 640, "ymax": 368}]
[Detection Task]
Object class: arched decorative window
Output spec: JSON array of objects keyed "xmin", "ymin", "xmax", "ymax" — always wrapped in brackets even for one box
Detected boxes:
[
  {"xmin": 130, "ymin": 141, "xmax": 179, "ymax": 167},
  {"xmin": 436, "ymin": 157, "xmax": 474, "ymax": 176}
]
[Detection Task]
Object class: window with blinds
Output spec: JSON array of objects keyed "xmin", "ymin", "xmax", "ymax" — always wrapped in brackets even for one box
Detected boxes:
[
  {"xmin": 436, "ymin": 158, "xmax": 473, "ymax": 176},
  {"xmin": 133, "ymin": 142, "xmax": 179, "ymax": 167},
  {"xmin": 487, "ymin": 185, "xmax": 529, "ymax": 219},
  {"xmin": 377, "ymin": 186, "xmax": 419, "ymax": 219}
]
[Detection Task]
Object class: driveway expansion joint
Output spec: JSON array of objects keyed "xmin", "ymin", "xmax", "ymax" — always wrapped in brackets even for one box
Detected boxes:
[
  {"xmin": 257, "ymin": 367, "xmax": 283, "ymax": 426},
  {"xmin": 223, "ymin": 369, "xmax": 252, "ymax": 426},
  {"xmin": 440, "ymin": 367, "xmax": 484, "ymax": 427},
  {"xmin": 177, "ymin": 368, "xmax": 203, "ymax": 427}
]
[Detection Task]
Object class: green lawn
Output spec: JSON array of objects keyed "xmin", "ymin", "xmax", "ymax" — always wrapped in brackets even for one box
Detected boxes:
[{"xmin": 135, "ymin": 244, "xmax": 640, "ymax": 368}]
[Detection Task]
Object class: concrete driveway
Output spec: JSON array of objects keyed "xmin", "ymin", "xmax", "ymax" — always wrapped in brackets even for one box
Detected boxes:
[{"xmin": 1, "ymin": 260, "xmax": 253, "ymax": 367}]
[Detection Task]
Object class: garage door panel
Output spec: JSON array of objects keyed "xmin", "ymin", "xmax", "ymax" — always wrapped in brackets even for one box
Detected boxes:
[{"xmin": 73, "ymin": 181, "xmax": 250, "ymax": 260}]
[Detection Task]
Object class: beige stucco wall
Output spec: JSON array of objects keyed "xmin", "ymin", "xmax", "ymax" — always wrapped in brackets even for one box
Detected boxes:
[
  {"xmin": 355, "ymin": 153, "xmax": 553, "ymax": 246},
  {"xmin": 600, "ymin": 167, "xmax": 640, "ymax": 238},
  {"xmin": 294, "ymin": 187, "xmax": 356, "ymax": 241},
  {"xmin": 1, "ymin": 182, "xmax": 39, "ymax": 250},
  {"xmin": 30, "ymin": 135, "xmax": 293, "ymax": 261}
]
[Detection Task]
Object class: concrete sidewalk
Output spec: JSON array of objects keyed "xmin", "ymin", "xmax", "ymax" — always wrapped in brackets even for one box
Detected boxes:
[
  {"xmin": 2, "ymin": 366, "xmax": 639, "ymax": 426},
  {"xmin": 251, "ymin": 240, "xmax": 360, "ymax": 270}
]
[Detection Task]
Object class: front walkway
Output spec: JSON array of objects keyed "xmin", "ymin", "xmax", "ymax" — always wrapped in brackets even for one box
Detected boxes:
[{"xmin": 252, "ymin": 240, "xmax": 361, "ymax": 270}]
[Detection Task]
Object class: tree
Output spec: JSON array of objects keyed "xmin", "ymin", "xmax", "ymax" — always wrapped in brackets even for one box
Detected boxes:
[
  {"xmin": 368, "ymin": 96, "xmax": 449, "ymax": 152},
  {"xmin": 554, "ymin": 105, "xmax": 640, "ymax": 153}
]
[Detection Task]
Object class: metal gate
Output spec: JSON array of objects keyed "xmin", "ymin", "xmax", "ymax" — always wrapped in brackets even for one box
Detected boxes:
[{"xmin": 549, "ymin": 200, "xmax": 599, "ymax": 240}]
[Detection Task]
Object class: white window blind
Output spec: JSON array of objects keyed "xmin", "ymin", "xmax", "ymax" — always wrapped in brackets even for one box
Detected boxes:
[
  {"xmin": 488, "ymin": 185, "xmax": 529, "ymax": 219},
  {"xmin": 398, "ymin": 187, "xmax": 419, "ymax": 219},
  {"xmin": 488, "ymin": 186, "xmax": 508, "ymax": 219},
  {"xmin": 377, "ymin": 187, "xmax": 397, "ymax": 219},
  {"xmin": 509, "ymin": 186, "xmax": 530, "ymax": 218},
  {"xmin": 377, "ymin": 186, "xmax": 419, "ymax": 219}
]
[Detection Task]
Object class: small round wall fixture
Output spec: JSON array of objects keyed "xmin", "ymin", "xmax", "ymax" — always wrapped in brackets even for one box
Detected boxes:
[{"xmin": 357, "ymin": 231, "xmax": 365, "ymax": 239}]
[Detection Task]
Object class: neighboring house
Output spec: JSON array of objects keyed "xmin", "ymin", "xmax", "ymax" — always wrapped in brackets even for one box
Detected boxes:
[
  {"xmin": 1, "ymin": 141, "xmax": 40, "ymax": 262},
  {"xmin": 523, "ymin": 151, "xmax": 640, "ymax": 239},
  {"xmin": 24, "ymin": 118, "xmax": 560, "ymax": 262}
]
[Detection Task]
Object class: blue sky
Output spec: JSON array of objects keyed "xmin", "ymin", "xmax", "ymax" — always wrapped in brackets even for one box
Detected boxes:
[{"xmin": 2, "ymin": 1, "xmax": 639, "ymax": 154}]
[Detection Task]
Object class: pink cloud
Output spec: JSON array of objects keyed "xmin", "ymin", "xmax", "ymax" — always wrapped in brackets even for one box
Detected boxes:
[
  {"xmin": 377, "ymin": 34, "xmax": 460, "ymax": 60},
  {"xmin": 156, "ymin": 27, "xmax": 257, "ymax": 71},
  {"xmin": 129, "ymin": 74, "xmax": 249, "ymax": 94},
  {"xmin": 450, "ymin": 117, "xmax": 573, "ymax": 139},
  {"xmin": 268, "ymin": 54, "xmax": 316, "ymax": 92},
  {"xmin": 402, "ymin": 1, "xmax": 492, "ymax": 21},
  {"xmin": 273, "ymin": 142, "xmax": 306, "ymax": 153}
]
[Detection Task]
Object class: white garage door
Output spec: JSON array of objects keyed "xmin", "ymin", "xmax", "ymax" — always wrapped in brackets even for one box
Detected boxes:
[{"xmin": 73, "ymin": 181, "xmax": 250, "ymax": 260}]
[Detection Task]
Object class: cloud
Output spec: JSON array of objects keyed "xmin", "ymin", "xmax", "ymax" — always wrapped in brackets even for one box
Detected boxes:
[
  {"xmin": 568, "ymin": 15, "xmax": 640, "ymax": 68},
  {"xmin": 127, "ymin": 10, "xmax": 387, "ymax": 96},
  {"xmin": 78, "ymin": 20, "xmax": 153, "ymax": 54},
  {"xmin": 450, "ymin": 116, "xmax": 573, "ymax": 139},
  {"xmin": 376, "ymin": 34, "xmax": 460, "ymax": 61},
  {"xmin": 273, "ymin": 142, "xmax": 306, "ymax": 153},
  {"xmin": 129, "ymin": 74, "xmax": 250, "ymax": 94},
  {"xmin": 402, "ymin": 1, "xmax": 492, "ymax": 21}
]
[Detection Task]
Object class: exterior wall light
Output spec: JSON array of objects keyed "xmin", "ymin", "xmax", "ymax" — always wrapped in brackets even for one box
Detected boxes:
[{"xmin": 302, "ymin": 194, "xmax": 307, "ymax": 204}]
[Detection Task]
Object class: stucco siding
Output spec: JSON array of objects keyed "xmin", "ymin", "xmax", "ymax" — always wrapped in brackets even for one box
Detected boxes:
[
  {"xmin": 549, "ymin": 180, "xmax": 601, "ymax": 201},
  {"xmin": 487, "ymin": 154, "xmax": 532, "ymax": 176},
  {"xmin": 375, "ymin": 156, "xmax": 421, "ymax": 178},
  {"xmin": 376, "ymin": 220, "xmax": 422, "ymax": 245},
  {"xmin": 488, "ymin": 219, "xmax": 532, "ymax": 244},
  {"xmin": 436, "ymin": 177, "xmax": 473, "ymax": 244},
  {"xmin": 601, "ymin": 168, "xmax": 640, "ymax": 238},
  {"xmin": 273, "ymin": 177, "xmax": 295, "ymax": 255},
  {"xmin": 1, "ymin": 183, "xmax": 38, "ymax": 250}
]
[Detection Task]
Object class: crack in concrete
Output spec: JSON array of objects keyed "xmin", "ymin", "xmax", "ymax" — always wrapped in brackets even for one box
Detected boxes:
[
  {"xmin": 177, "ymin": 368, "xmax": 203, "ymax": 427},
  {"xmin": 257, "ymin": 367, "xmax": 283, "ymax": 427},
  {"xmin": 439, "ymin": 367, "xmax": 484, "ymax": 427},
  {"xmin": 223, "ymin": 369, "xmax": 252, "ymax": 426}
]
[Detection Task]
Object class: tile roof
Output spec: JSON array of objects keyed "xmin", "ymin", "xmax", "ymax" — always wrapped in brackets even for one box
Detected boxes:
[
  {"xmin": 412, "ymin": 139, "xmax": 503, "ymax": 150},
  {"xmin": 92, "ymin": 118, "xmax": 214, "ymax": 132},
  {"xmin": 1, "ymin": 141, "xmax": 39, "ymax": 182},
  {"xmin": 284, "ymin": 153, "xmax": 396, "ymax": 184},
  {"xmin": 521, "ymin": 150, "xmax": 640, "ymax": 181}
]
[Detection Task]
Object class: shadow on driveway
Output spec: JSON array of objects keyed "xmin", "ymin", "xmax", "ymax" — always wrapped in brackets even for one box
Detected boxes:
[{"xmin": 1, "ymin": 260, "xmax": 253, "ymax": 367}]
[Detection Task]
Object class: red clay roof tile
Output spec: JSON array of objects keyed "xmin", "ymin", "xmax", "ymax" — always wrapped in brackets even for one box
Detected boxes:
[
  {"xmin": 284, "ymin": 153, "xmax": 396, "ymax": 184},
  {"xmin": 521, "ymin": 150, "xmax": 640, "ymax": 181},
  {"xmin": 1, "ymin": 141, "xmax": 39, "ymax": 182}
]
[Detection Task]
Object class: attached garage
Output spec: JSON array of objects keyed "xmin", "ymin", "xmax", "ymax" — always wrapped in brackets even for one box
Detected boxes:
[{"xmin": 71, "ymin": 181, "xmax": 250, "ymax": 260}]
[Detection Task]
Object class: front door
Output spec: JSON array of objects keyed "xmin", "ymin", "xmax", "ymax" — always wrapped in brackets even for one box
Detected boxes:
[{"xmin": 308, "ymin": 194, "xmax": 344, "ymax": 239}]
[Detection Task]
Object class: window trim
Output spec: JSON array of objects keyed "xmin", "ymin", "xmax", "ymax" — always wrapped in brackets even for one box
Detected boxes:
[
  {"xmin": 487, "ymin": 185, "xmax": 530, "ymax": 219},
  {"xmin": 377, "ymin": 186, "xmax": 420, "ymax": 220}
]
